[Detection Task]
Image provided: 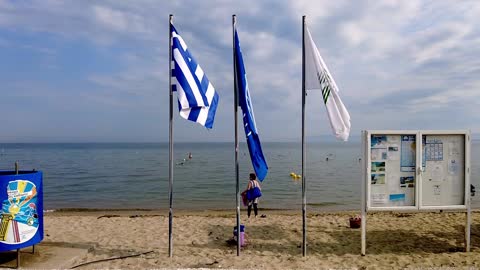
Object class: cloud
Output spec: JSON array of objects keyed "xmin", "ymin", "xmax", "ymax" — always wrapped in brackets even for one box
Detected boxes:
[
  {"xmin": 92, "ymin": 5, "xmax": 152, "ymax": 36},
  {"xmin": 0, "ymin": 1, "xmax": 479, "ymax": 141},
  {"xmin": 93, "ymin": 5, "xmax": 131, "ymax": 32},
  {"xmin": 412, "ymin": 23, "xmax": 472, "ymax": 64}
]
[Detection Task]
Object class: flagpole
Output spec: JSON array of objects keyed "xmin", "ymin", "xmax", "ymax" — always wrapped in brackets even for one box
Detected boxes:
[
  {"xmin": 232, "ymin": 14, "xmax": 241, "ymax": 256},
  {"xmin": 168, "ymin": 14, "xmax": 174, "ymax": 258},
  {"xmin": 301, "ymin": 15, "xmax": 307, "ymax": 257}
]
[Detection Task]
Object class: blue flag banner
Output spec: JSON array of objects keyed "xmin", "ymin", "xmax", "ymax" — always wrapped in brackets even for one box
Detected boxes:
[
  {"xmin": 234, "ymin": 29, "xmax": 268, "ymax": 181},
  {"xmin": 170, "ymin": 23, "xmax": 219, "ymax": 129}
]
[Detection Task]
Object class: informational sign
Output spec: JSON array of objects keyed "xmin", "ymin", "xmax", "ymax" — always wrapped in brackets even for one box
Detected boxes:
[
  {"xmin": 361, "ymin": 130, "xmax": 471, "ymax": 256},
  {"xmin": 365, "ymin": 131, "xmax": 470, "ymax": 210},
  {"xmin": 369, "ymin": 134, "xmax": 416, "ymax": 208},
  {"xmin": 0, "ymin": 171, "xmax": 43, "ymax": 251}
]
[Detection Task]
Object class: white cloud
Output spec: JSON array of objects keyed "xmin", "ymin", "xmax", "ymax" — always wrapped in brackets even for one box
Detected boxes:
[
  {"xmin": 1, "ymin": 0, "xmax": 480, "ymax": 141},
  {"xmin": 93, "ymin": 5, "xmax": 130, "ymax": 32},
  {"xmin": 289, "ymin": 0, "xmax": 348, "ymax": 21},
  {"xmin": 412, "ymin": 23, "xmax": 472, "ymax": 64},
  {"xmin": 92, "ymin": 5, "xmax": 152, "ymax": 36},
  {"xmin": 338, "ymin": 1, "xmax": 420, "ymax": 58},
  {"xmin": 340, "ymin": 23, "xmax": 365, "ymax": 46}
]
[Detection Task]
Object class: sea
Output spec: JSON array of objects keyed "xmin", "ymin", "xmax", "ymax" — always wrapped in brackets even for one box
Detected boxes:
[{"xmin": 0, "ymin": 142, "xmax": 479, "ymax": 211}]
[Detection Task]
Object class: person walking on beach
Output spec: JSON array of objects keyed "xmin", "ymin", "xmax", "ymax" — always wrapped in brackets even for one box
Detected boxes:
[{"xmin": 245, "ymin": 173, "xmax": 262, "ymax": 218}]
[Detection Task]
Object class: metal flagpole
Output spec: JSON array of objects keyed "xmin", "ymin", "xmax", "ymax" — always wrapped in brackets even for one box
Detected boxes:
[
  {"xmin": 233, "ymin": 14, "xmax": 241, "ymax": 256},
  {"xmin": 361, "ymin": 131, "xmax": 367, "ymax": 255},
  {"xmin": 465, "ymin": 132, "xmax": 471, "ymax": 252},
  {"xmin": 15, "ymin": 162, "xmax": 20, "ymax": 268},
  {"xmin": 301, "ymin": 15, "xmax": 307, "ymax": 257},
  {"xmin": 168, "ymin": 14, "xmax": 174, "ymax": 258}
]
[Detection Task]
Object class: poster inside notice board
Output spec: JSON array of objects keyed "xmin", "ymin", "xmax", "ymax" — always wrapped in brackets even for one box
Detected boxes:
[
  {"xmin": 370, "ymin": 134, "xmax": 416, "ymax": 207},
  {"xmin": 421, "ymin": 134, "xmax": 465, "ymax": 206}
]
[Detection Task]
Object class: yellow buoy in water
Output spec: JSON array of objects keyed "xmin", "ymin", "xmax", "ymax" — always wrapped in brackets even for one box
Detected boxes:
[{"xmin": 290, "ymin": 172, "xmax": 296, "ymax": 177}]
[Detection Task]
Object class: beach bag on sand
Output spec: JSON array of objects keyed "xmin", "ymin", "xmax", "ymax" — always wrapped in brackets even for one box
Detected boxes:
[
  {"xmin": 241, "ymin": 191, "xmax": 248, "ymax": 206},
  {"xmin": 246, "ymin": 187, "xmax": 262, "ymax": 201}
]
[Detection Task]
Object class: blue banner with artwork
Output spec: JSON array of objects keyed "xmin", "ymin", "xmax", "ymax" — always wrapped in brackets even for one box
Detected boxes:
[{"xmin": 0, "ymin": 171, "xmax": 43, "ymax": 251}]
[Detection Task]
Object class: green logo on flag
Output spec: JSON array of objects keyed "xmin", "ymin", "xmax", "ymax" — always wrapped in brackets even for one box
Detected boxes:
[{"xmin": 317, "ymin": 71, "xmax": 332, "ymax": 104}]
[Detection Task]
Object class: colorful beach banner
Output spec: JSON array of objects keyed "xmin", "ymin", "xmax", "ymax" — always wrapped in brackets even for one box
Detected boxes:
[{"xmin": 0, "ymin": 171, "xmax": 43, "ymax": 251}]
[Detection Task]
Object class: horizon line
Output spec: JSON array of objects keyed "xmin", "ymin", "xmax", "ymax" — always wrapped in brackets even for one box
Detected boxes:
[{"xmin": 0, "ymin": 140, "xmax": 359, "ymax": 144}]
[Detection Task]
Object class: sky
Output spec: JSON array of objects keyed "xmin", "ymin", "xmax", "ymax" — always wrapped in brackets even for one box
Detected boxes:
[{"xmin": 0, "ymin": 0, "xmax": 479, "ymax": 143}]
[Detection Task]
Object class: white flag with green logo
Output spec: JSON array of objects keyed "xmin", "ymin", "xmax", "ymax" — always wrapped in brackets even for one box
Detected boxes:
[{"xmin": 305, "ymin": 25, "xmax": 351, "ymax": 141}]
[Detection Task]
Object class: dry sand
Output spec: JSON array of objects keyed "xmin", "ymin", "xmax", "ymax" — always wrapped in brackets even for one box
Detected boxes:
[{"xmin": 2, "ymin": 209, "xmax": 480, "ymax": 269}]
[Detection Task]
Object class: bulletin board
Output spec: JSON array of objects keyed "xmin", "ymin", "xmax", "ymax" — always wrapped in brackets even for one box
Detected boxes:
[
  {"xmin": 364, "ymin": 130, "xmax": 470, "ymax": 211},
  {"xmin": 360, "ymin": 130, "xmax": 472, "ymax": 255}
]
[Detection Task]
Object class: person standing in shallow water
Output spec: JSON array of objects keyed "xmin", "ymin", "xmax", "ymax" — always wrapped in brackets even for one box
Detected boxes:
[{"xmin": 246, "ymin": 173, "xmax": 261, "ymax": 218}]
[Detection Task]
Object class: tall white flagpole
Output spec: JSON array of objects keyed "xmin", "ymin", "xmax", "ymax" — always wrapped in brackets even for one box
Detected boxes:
[
  {"xmin": 301, "ymin": 15, "xmax": 307, "ymax": 257},
  {"xmin": 168, "ymin": 14, "xmax": 174, "ymax": 258},
  {"xmin": 233, "ymin": 14, "xmax": 241, "ymax": 256}
]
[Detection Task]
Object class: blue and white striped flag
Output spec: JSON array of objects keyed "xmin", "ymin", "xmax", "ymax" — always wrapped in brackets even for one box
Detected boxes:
[{"xmin": 170, "ymin": 23, "xmax": 219, "ymax": 129}]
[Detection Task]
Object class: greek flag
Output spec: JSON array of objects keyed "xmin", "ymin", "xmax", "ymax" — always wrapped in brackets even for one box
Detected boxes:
[
  {"xmin": 304, "ymin": 25, "xmax": 351, "ymax": 141},
  {"xmin": 170, "ymin": 23, "xmax": 219, "ymax": 128},
  {"xmin": 234, "ymin": 29, "xmax": 268, "ymax": 181}
]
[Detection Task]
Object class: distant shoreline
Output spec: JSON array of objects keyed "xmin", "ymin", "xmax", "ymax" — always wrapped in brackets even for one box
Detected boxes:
[
  {"xmin": 45, "ymin": 208, "xmax": 357, "ymax": 217},
  {"xmin": 45, "ymin": 207, "xmax": 480, "ymax": 217},
  {"xmin": 2, "ymin": 138, "xmax": 480, "ymax": 144}
]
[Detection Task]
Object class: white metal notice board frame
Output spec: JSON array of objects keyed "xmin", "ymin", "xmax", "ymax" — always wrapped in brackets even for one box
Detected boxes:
[{"xmin": 360, "ymin": 130, "xmax": 471, "ymax": 255}]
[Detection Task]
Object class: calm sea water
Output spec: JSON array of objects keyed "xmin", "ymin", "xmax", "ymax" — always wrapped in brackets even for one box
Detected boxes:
[{"xmin": 0, "ymin": 142, "xmax": 478, "ymax": 211}]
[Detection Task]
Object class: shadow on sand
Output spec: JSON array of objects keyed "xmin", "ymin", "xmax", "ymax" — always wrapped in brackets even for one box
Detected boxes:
[{"xmin": 196, "ymin": 223, "xmax": 469, "ymax": 256}]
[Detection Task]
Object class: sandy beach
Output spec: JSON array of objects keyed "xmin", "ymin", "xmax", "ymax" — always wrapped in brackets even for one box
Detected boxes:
[{"xmin": 1, "ymin": 209, "xmax": 480, "ymax": 269}]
